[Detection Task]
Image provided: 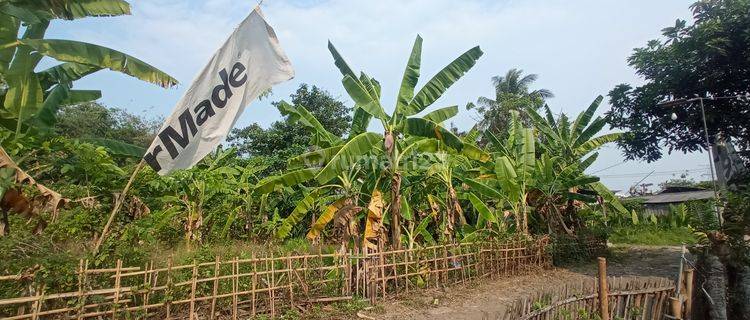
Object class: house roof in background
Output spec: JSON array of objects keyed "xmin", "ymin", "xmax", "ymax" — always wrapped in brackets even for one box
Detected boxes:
[{"xmin": 641, "ymin": 190, "xmax": 715, "ymax": 204}]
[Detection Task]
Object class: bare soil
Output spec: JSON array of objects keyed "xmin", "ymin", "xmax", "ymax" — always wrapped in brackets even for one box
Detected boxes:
[{"xmin": 356, "ymin": 245, "xmax": 686, "ymax": 320}]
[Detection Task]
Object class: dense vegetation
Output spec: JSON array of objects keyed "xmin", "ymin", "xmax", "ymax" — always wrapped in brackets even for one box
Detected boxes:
[
  {"xmin": 0, "ymin": 7, "xmax": 746, "ymax": 319},
  {"xmin": 0, "ymin": 0, "xmax": 634, "ymax": 278}
]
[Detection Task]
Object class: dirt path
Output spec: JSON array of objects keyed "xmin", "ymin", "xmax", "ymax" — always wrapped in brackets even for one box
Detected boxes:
[{"xmin": 359, "ymin": 245, "xmax": 686, "ymax": 320}]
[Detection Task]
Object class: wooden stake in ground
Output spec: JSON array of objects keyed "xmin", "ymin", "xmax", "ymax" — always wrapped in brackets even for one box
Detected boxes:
[
  {"xmin": 94, "ymin": 160, "xmax": 146, "ymax": 254},
  {"xmin": 683, "ymin": 268, "xmax": 694, "ymax": 320},
  {"xmin": 597, "ymin": 257, "xmax": 610, "ymax": 320}
]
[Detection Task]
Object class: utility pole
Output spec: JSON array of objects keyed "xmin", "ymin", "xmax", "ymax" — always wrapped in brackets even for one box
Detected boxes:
[{"xmin": 657, "ymin": 94, "xmax": 749, "ymax": 226}]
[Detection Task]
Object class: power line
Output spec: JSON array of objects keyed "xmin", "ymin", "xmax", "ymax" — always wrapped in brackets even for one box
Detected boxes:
[
  {"xmin": 590, "ymin": 162, "xmax": 626, "ymax": 174},
  {"xmin": 598, "ymin": 168, "xmax": 708, "ymax": 178}
]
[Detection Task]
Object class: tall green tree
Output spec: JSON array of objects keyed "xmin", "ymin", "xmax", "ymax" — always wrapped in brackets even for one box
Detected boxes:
[
  {"xmin": 607, "ymin": 0, "xmax": 750, "ymax": 162},
  {"xmin": 470, "ymin": 68, "xmax": 552, "ymax": 140},
  {"xmin": 227, "ymin": 84, "xmax": 352, "ymax": 173},
  {"xmin": 55, "ymin": 102, "xmax": 161, "ymax": 148}
]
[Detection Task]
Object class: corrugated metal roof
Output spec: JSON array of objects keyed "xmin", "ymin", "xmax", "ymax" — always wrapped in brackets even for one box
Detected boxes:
[{"xmin": 641, "ymin": 190, "xmax": 715, "ymax": 204}]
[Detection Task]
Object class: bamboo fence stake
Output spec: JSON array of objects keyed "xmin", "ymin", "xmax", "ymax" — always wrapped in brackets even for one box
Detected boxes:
[
  {"xmin": 684, "ymin": 268, "xmax": 694, "ymax": 320},
  {"xmin": 189, "ymin": 260, "xmax": 198, "ymax": 320},
  {"xmin": 669, "ymin": 297, "xmax": 682, "ymax": 319},
  {"xmin": 144, "ymin": 261, "xmax": 154, "ymax": 316},
  {"xmin": 503, "ymin": 245, "xmax": 508, "ymax": 277},
  {"xmin": 30, "ymin": 285, "xmax": 44, "ymax": 320},
  {"xmin": 303, "ymin": 254, "xmax": 308, "ymax": 288},
  {"xmin": 141, "ymin": 262, "xmax": 148, "ymax": 314},
  {"xmin": 442, "ymin": 245, "xmax": 448, "ymax": 285},
  {"xmin": 597, "ymin": 257, "xmax": 610, "ymax": 320},
  {"xmin": 379, "ymin": 249, "xmax": 386, "ymax": 299},
  {"xmin": 113, "ymin": 259, "xmax": 122, "ymax": 320},
  {"xmin": 251, "ymin": 252, "xmax": 257, "ymax": 317},
  {"xmin": 210, "ymin": 256, "xmax": 220, "ymax": 320},
  {"xmin": 76, "ymin": 259, "xmax": 85, "ymax": 319},
  {"xmin": 368, "ymin": 248, "xmax": 375, "ymax": 304},
  {"xmin": 270, "ymin": 253, "xmax": 276, "ymax": 319},
  {"xmin": 344, "ymin": 249, "xmax": 352, "ymax": 295},
  {"xmin": 286, "ymin": 253, "xmax": 295, "ymax": 309},
  {"xmin": 166, "ymin": 257, "xmax": 173, "ymax": 319},
  {"xmin": 392, "ymin": 251, "xmax": 398, "ymax": 297},
  {"xmin": 232, "ymin": 257, "xmax": 238, "ymax": 320},
  {"xmin": 333, "ymin": 250, "xmax": 341, "ymax": 296},
  {"xmin": 432, "ymin": 246, "xmax": 438, "ymax": 289},
  {"xmin": 404, "ymin": 249, "xmax": 411, "ymax": 293}
]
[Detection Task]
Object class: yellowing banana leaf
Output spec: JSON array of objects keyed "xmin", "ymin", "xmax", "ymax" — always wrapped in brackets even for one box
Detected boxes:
[
  {"xmin": 306, "ymin": 198, "xmax": 348, "ymax": 240},
  {"xmin": 363, "ymin": 189, "xmax": 384, "ymax": 249},
  {"xmin": 276, "ymin": 189, "xmax": 319, "ymax": 239}
]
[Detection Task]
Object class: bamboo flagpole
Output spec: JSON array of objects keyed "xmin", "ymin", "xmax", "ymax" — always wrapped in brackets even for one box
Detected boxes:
[{"xmin": 93, "ymin": 160, "xmax": 145, "ymax": 253}]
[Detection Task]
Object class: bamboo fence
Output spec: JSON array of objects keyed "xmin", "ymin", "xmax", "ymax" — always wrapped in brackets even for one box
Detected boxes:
[
  {"xmin": 0, "ymin": 237, "xmax": 550, "ymax": 319},
  {"xmin": 503, "ymin": 258, "xmax": 681, "ymax": 320}
]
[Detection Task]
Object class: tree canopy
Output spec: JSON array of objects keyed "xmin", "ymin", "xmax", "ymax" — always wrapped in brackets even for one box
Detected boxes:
[
  {"xmin": 55, "ymin": 102, "xmax": 161, "ymax": 148},
  {"xmin": 226, "ymin": 84, "xmax": 352, "ymax": 173},
  {"xmin": 607, "ymin": 0, "xmax": 750, "ymax": 162}
]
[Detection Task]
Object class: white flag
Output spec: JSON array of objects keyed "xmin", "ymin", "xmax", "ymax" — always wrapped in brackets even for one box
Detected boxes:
[{"xmin": 144, "ymin": 8, "xmax": 294, "ymax": 175}]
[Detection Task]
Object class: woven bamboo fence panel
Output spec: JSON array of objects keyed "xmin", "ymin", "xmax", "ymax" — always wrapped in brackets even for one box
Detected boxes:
[
  {"xmin": 503, "ymin": 276, "xmax": 675, "ymax": 320},
  {"xmin": 0, "ymin": 237, "xmax": 550, "ymax": 319}
]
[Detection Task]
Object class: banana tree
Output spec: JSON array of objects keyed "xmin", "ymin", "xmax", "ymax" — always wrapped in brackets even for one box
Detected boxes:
[
  {"xmin": 525, "ymin": 96, "xmax": 628, "ymax": 218},
  {"xmin": 464, "ymin": 112, "xmax": 536, "ymax": 234},
  {"xmin": 0, "ymin": 0, "xmax": 176, "ymax": 149},
  {"xmin": 318, "ymin": 36, "xmax": 482, "ymax": 248},
  {"xmin": 0, "ymin": 0, "xmax": 176, "ymax": 235}
]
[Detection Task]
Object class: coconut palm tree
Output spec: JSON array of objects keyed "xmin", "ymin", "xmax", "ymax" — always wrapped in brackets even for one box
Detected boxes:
[{"xmin": 471, "ymin": 68, "xmax": 552, "ymax": 140}]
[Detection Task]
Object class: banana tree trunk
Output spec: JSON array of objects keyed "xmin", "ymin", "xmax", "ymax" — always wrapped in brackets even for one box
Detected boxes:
[
  {"xmin": 448, "ymin": 186, "xmax": 466, "ymax": 226},
  {"xmin": 390, "ymin": 172, "xmax": 402, "ymax": 249},
  {"xmin": 444, "ymin": 192, "xmax": 454, "ymax": 243},
  {"xmin": 384, "ymin": 130, "xmax": 402, "ymax": 249}
]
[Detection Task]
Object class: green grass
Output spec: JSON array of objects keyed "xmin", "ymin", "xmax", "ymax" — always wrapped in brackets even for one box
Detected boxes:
[{"xmin": 609, "ymin": 226, "xmax": 697, "ymax": 246}]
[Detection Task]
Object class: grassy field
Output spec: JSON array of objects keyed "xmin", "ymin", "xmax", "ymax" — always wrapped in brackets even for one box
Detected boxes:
[{"xmin": 609, "ymin": 226, "xmax": 697, "ymax": 246}]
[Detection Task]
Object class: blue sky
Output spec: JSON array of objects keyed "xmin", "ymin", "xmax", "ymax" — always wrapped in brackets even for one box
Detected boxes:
[{"xmin": 44, "ymin": 0, "xmax": 711, "ymax": 192}]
